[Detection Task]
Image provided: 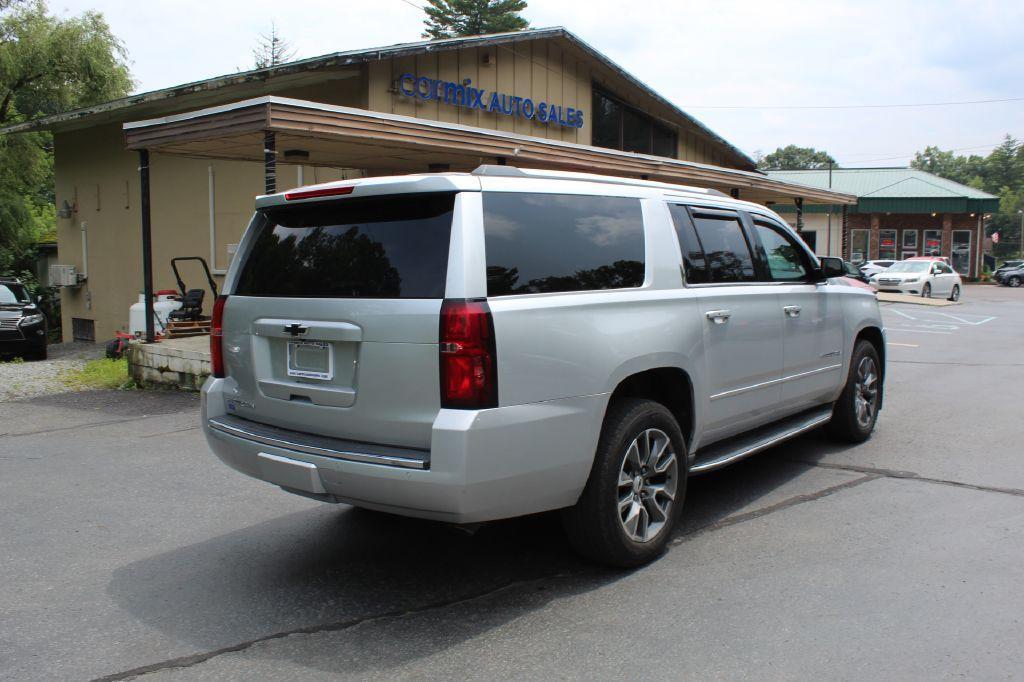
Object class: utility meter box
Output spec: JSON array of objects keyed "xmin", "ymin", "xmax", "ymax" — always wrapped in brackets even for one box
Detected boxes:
[{"xmin": 50, "ymin": 264, "xmax": 81, "ymax": 286}]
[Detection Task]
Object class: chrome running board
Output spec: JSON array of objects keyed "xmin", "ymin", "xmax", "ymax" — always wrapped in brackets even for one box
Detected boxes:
[{"xmin": 690, "ymin": 405, "xmax": 833, "ymax": 475}]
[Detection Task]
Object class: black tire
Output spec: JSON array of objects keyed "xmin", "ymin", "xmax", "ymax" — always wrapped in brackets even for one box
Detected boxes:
[
  {"xmin": 826, "ymin": 340, "xmax": 882, "ymax": 443},
  {"xmin": 948, "ymin": 284, "xmax": 960, "ymax": 302},
  {"xmin": 25, "ymin": 345, "xmax": 47, "ymax": 361},
  {"xmin": 921, "ymin": 283, "xmax": 931, "ymax": 298},
  {"xmin": 105, "ymin": 338, "xmax": 123, "ymax": 360},
  {"xmin": 1009, "ymin": 276, "xmax": 1022, "ymax": 288},
  {"xmin": 562, "ymin": 398, "xmax": 688, "ymax": 568}
]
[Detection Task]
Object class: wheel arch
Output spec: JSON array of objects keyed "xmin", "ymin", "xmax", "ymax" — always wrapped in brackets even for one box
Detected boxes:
[{"xmin": 606, "ymin": 366, "xmax": 695, "ymax": 452}]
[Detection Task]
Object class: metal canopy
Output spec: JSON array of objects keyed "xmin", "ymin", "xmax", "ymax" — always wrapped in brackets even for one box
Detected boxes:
[{"xmin": 123, "ymin": 96, "xmax": 857, "ymax": 207}]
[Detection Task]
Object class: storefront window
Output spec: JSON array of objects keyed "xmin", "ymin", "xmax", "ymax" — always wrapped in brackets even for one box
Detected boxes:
[
  {"xmin": 952, "ymin": 230, "xmax": 971, "ymax": 275},
  {"xmin": 879, "ymin": 229, "xmax": 897, "ymax": 260},
  {"xmin": 592, "ymin": 88, "xmax": 677, "ymax": 158},
  {"xmin": 901, "ymin": 229, "xmax": 918, "ymax": 258},
  {"xmin": 923, "ymin": 230, "xmax": 942, "ymax": 257},
  {"xmin": 850, "ymin": 229, "xmax": 870, "ymax": 264}
]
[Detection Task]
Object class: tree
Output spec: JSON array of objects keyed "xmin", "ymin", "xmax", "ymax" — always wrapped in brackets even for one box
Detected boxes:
[
  {"xmin": 911, "ymin": 145, "xmax": 985, "ymax": 187},
  {"xmin": 756, "ymin": 145, "xmax": 837, "ymax": 171},
  {"xmin": 0, "ymin": 0, "xmax": 132, "ymax": 284},
  {"xmin": 422, "ymin": 0, "xmax": 528, "ymax": 40},
  {"xmin": 252, "ymin": 22, "xmax": 295, "ymax": 69}
]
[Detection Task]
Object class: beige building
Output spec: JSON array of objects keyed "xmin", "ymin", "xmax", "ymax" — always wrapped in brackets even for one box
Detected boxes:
[{"xmin": 2, "ymin": 27, "xmax": 854, "ymax": 343}]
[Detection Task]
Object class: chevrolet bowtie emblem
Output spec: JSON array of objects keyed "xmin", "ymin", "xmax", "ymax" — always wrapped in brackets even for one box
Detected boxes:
[{"xmin": 284, "ymin": 323, "xmax": 309, "ymax": 337}]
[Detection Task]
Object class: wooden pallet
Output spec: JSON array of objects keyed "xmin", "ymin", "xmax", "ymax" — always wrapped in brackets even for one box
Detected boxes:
[{"xmin": 164, "ymin": 319, "xmax": 211, "ymax": 338}]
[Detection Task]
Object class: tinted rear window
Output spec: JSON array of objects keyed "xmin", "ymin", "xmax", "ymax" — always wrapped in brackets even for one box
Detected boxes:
[
  {"xmin": 483, "ymin": 193, "xmax": 645, "ymax": 296},
  {"xmin": 234, "ymin": 193, "xmax": 455, "ymax": 298}
]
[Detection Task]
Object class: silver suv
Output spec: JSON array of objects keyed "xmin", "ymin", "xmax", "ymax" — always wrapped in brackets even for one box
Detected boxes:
[{"xmin": 202, "ymin": 166, "xmax": 884, "ymax": 567}]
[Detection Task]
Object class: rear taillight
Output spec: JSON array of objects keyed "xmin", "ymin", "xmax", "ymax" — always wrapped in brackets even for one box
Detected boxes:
[
  {"xmin": 210, "ymin": 295, "xmax": 227, "ymax": 378},
  {"xmin": 439, "ymin": 299, "xmax": 497, "ymax": 409}
]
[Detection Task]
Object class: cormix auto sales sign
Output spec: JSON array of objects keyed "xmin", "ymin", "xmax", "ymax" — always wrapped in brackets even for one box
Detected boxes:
[{"xmin": 397, "ymin": 73, "xmax": 584, "ymax": 129}]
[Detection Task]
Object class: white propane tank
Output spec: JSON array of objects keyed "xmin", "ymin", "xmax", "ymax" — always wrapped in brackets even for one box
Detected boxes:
[{"xmin": 129, "ymin": 291, "xmax": 182, "ymax": 336}]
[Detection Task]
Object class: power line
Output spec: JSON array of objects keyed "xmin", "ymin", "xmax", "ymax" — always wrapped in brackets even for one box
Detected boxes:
[
  {"xmin": 684, "ymin": 97, "xmax": 1024, "ymax": 111},
  {"xmin": 838, "ymin": 142, "xmax": 1006, "ymax": 166}
]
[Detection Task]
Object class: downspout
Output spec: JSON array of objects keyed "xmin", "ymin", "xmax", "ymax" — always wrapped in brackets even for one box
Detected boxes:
[
  {"xmin": 80, "ymin": 221, "xmax": 89, "ymax": 281},
  {"xmin": 208, "ymin": 166, "xmax": 226, "ymax": 275}
]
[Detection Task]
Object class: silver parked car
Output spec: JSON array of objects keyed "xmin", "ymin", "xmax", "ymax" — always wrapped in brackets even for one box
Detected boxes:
[{"xmin": 202, "ymin": 166, "xmax": 885, "ymax": 567}]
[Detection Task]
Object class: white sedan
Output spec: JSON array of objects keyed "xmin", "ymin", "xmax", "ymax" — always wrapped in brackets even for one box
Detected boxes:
[
  {"xmin": 870, "ymin": 260, "xmax": 962, "ymax": 300},
  {"xmin": 859, "ymin": 260, "xmax": 897, "ymax": 278}
]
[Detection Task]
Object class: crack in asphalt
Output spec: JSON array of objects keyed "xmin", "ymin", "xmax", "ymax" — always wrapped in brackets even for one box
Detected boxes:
[
  {"xmin": 0, "ymin": 412, "xmax": 194, "ymax": 439},
  {"xmin": 790, "ymin": 460, "xmax": 1024, "ymax": 498},
  {"xmin": 92, "ymin": 472, "xmax": 881, "ymax": 680}
]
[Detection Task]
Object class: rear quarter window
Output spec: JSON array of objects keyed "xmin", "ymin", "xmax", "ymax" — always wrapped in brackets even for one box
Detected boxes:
[
  {"xmin": 234, "ymin": 193, "xmax": 455, "ymax": 298},
  {"xmin": 482, "ymin": 192, "xmax": 645, "ymax": 296}
]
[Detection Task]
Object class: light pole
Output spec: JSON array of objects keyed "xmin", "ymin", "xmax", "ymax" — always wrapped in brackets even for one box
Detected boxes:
[{"xmin": 1019, "ymin": 210, "xmax": 1023, "ymax": 260}]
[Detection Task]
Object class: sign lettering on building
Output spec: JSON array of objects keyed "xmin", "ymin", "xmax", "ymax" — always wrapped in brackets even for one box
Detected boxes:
[{"xmin": 397, "ymin": 73, "xmax": 584, "ymax": 129}]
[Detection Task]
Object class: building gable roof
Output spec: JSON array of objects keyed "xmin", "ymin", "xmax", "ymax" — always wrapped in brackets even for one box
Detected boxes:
[
  {"xmin": 766, "ymin": 167, "xmax": 1000, "ymax": 214},
  {"xmin": 0, "ymin": 26, "xmax": 754, "ymax": 168}
]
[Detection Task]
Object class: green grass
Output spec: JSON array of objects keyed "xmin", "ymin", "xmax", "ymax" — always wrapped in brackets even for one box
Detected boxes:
[{"xmin": 61, "ymin": 358, "xmax": 136, "ymax": 391}]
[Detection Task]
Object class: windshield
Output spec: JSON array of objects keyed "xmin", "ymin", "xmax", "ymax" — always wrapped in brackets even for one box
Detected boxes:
[
  {"xmin": 886, "ymin": 261, "xmax": 930, "ymax": 273},
  {"xmin": 0, "ymin": 283, "xmax": 30, "ymax": 304}
]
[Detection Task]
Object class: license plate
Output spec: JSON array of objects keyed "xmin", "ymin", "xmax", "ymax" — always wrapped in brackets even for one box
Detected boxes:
[{"xmin": 286, "ymin": 340, "xmax": 333, "ymax": 380}]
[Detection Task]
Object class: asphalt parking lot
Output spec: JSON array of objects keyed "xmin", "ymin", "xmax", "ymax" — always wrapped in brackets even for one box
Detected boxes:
[{"xmin": 2, "ymin": 285, "xmax": 1022, "ymax": 680}]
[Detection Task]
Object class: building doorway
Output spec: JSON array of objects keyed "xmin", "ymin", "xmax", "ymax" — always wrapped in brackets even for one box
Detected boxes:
[
  {"xmin": 850, "ymin": 229, "xmax": 870, "ymax": 264},
  {"xmin": 901, "ymin": 229, "xmax": 918, "ymax": 259},
  {"xmin": 952, "ymin": 230, "xmax": 972, "ymax": 275}
]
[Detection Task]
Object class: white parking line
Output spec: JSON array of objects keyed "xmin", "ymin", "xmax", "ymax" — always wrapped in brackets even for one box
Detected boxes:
[
  {"xmin": 933, "ymin": 312, "xmax": 996, "ymax": 326},
  {"xmin": 885, "ymin": 327, "xmax": 953, "ymax": 335},
  {"xmin": 887, "ymin": 342, "xmax": 919, "ymax": 347},
  {"xmin": 888, "ymin": 308, "xmax": 918, "ymax": 320}
]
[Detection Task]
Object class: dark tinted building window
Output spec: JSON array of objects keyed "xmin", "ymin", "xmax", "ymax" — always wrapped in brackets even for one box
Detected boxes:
[
  {"xmin": 668, "ymin": 205, "xmax": 708, "ymax": 284},
  {"xmin": 690, "ymin": 213, "xmax": 756, "ymax": 283},
  {"xmin": 483, "ymin": 193, "xmax": 645, "ymax": 296},
  {"xmin": 592, "ymin": 88, "xmax": 677, "ymax": 159},
  {"xmin": 235, "ymin": 193, "xmax": 455, "ymax": 298}
]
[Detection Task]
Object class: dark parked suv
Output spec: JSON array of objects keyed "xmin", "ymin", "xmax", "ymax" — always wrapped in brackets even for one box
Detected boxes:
[{"xmin": 0, "ymin": 277, "xmax": 47, "ymax": 360}]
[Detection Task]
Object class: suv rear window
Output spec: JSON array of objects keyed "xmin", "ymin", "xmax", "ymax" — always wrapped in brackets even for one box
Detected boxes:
[
  {"xmin": 482, "ymin": 193, "xmax": 645, "ymax": 296},
  {"xmin": 234, "ymin": 193, "xmax": 455, "ymax": 298}
]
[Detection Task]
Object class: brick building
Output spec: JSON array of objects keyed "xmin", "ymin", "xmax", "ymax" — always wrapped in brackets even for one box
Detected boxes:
[{"xmin": 766, "ymin": 168, "xmax": 999, "ymax": 279}]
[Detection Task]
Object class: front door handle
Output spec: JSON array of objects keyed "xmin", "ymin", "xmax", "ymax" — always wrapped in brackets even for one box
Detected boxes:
[
  {"xmin": 705, "ymin": 309, "xmax": 731, "ymax": 324},
  {"xmin": 783, "ymin": 305, "xmax": 801, "ymax": 318}
]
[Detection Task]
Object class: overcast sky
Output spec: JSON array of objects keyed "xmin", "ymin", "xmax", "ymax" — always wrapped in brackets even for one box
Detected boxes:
[{"xmin": 52, "ymin": 0, "xmax": 1024, "ymax": 166}]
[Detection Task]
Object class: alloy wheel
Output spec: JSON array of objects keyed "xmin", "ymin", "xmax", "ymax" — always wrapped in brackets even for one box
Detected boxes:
[
  {"xmin": 617, "ymin": 428, "xmax": 678, "ymax": 543},
  {"xmin": 921, "ymin": 283, "xmax": 931, "ymax": 298},
  {"xmin": 950, "ymin": 285, "xmax": 960, "ymax": 301},
  {"xmin": 1010, "ymin": 277, "xmax": 1022, "ymax": 288},
  {"xmin": 853, "ymin": 356, "xmax": 879, "ymax": 429}
]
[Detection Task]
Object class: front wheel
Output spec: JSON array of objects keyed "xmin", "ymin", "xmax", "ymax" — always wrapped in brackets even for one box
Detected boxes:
[
  {"xmin": 562, "ymin": 398, "xmax": 688, "ymax": 568},
  {"xmin": 948, "ymin": 284, "xmax": 961, "ymax": 302},
  {"xmin": 921, "ymin": 283, "xmax": 932, "ymax": 298},
  {"xmin": 1009, "ymin": 276, "xmax": 1022, "ymax": 288},
  {"xmin": 827, "ymin": 340, "xmax": 882, "ymax": 443}
]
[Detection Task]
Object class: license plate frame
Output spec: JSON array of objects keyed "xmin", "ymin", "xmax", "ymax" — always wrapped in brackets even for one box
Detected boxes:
[{"xmin": 286, "ymin": 340, "xmax": 334, "ymax": 381}]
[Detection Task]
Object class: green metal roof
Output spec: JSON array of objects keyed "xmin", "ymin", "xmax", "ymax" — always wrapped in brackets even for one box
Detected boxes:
[{"xmin": 765, "ymin": 167, "xmax": 999, "ymax": 214}]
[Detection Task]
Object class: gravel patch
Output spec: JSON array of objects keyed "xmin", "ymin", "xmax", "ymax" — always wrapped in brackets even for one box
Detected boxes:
[{"xmin": 0, "ymin": 342, "xmax": 107, "ymax": 402}]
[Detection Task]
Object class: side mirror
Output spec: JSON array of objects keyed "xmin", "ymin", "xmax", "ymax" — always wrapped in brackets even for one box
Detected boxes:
[{"xmin": 818, "ymin": 257, "xmax": 845, "ymax": 279}]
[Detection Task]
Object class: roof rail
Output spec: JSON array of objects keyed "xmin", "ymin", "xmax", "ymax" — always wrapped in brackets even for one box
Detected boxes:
[{"xmin": 471, "ymin": 164, "xmax": 730, "ymax": 198}]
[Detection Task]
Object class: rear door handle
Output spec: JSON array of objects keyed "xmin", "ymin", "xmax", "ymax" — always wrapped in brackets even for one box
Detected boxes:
[
  {"xmin": 705, "ymin": 309, "xmax": 731, "ymax": 324},
  {"xmin": 783, "ymin": 305, "xmax": 801, "ymax": 318}
]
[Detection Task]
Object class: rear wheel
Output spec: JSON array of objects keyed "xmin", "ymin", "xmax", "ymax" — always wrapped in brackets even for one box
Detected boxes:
[
  {"xmin": 1009, "ymin": 276, "xmax": 1022, "ymax": 288},
  {"xmin": 948, "ymin": 284, "xmax": 961, "ymax": 302},
  {"xmin": 921, "ymin": 283, "xmax": 931, "ymax": 298},
  {"xmin": 827, "ymin": 340, "xmax": 881, "ymax": 443},
  {"xmin": 562, "ymin": 398, "xmax": 688, "ymax": 568}
]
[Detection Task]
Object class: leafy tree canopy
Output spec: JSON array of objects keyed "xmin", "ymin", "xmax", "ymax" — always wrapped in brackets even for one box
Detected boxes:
[
  {"xmin": 756, "ymin": 145, "xmax": 837, "ymax": 171},
  {"xmin": 0, "ymin": 0, "xmax": 132, "ymax": 285},
  {"xmin": 422, "ymin": 0, "xmax": 528, "ymax": 40},
  {"xmin": 912, "ymin": 135, "xmax": 1024, "ymax": 258}
]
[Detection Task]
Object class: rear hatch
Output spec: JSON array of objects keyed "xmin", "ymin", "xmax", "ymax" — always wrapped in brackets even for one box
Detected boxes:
[{"xmin": 218, "ymin": 190, "xmax": 458, "ymax": 450}]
